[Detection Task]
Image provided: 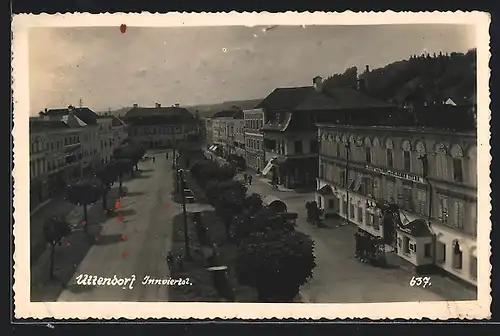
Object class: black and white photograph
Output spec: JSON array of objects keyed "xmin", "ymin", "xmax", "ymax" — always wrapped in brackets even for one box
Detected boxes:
[{"xmin": 12, "ymin": 12, "xmax": 491, "ymax": 320}]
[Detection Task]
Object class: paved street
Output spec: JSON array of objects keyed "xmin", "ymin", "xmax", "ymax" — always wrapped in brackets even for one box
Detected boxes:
[
  {"xmin": 245, "ymin": 175, "xmax": 476, "ymax": 303},
  {"xmin": 53, "ymin": 151, "xmax": 180, "ymax": 301}
]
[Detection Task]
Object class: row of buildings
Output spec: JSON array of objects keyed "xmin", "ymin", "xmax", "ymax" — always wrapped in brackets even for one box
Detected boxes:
[
  {"xmin": 204, "ymin": 71, "xmax": 478, "ymax": 287},
  {"xmin": 30, "ymin": 106, "xmax": 128, "ymax": 211}
]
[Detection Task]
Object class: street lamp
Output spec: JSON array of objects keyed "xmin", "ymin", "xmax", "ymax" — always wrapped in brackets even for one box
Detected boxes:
[{"xmin": 177, "ymin": 169, "xmax": 192, "ymax": 260}]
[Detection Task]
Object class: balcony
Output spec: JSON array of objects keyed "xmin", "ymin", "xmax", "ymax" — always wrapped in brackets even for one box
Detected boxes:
[{"xmin": 64, "ymin": 142, "xmax": 82, "ymax": 152}]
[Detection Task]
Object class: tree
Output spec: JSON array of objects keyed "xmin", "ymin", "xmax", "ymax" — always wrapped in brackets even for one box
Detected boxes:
[
  {"xmin": 230, "ymin": 207, "xmax": 295, "ymax": 244},
  {"xmin": 112, "ymin": 158, "xmax": 133, "ymax": 194},
  {"xmin": 243, "ymin": 193, "xmax": 264, "ymax": 214},
  {"xmin": 213, "ymin": 186, "xmax": 247, "ymax": 239},
  {"xmin": 205, "ymin": 179, "xmax": 247, "ymax": 206},
  {"xmin": 43, "ymin": 216, "xmax": 72, "ymax": 279},
  {"xmin": 113, "ymin": 145, "xmax": 146, "ymax": 171},
  {"xmin": 95, "ymin": 162, "xmax": 118, "ymax": 210},
  {"xmin": 235, "ymin": 230, "xmax": 316, "ymax": 302},
  {"xmin": 66, "ymin": 179, "xmax": 103, "ymax": 233}
]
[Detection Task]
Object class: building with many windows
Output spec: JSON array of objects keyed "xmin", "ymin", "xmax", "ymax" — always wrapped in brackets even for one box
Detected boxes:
[
  {"xmin": 315, "ymin": 104, "xmax": 477, "ymax": 285},
  {"xmin": 123, "ymin": 103, "xmax": 197, "ymax": 149},
  {"xmin": 244, "ymin": 108, "xmax": 265, "ymax": 172},
  {"xmin": 258, "ymin": 76, "xmax": 395, "ymax": 189},
  {"xmin": 209, "ymin": 109, "xmax": 244, "ymax": 158},
  {"xmin": 96, "ymin": 115, "xmax": 129, "ymax": 165}
]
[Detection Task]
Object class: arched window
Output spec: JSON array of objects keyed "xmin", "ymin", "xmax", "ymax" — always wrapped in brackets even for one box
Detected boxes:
[
  {"xmin": 364, "ymin": 137, "xmax": 372, "ymax": 164},
  {"xmin": 452, "ymin": 240, "xmax": 463, "ymax": 270},
  {"xmin": 451, "ymin": 144, "xmax": 464, "ymax": 183},
  {"xmin": 402, "ymin": 140, "xmax": 412, "ymax": 172},
  {"xmin": 435, "ymin": 143, "xmax": 448, "ymax": 180},
  {"xmin": 335, "ymin": 134, "xmax": 341, "ymax": 157},
  {"xmin": 468, "ymin": 145, "xmax": 477, "ymax": 186},
  {"xmin": 385, "ymin": 138, "xmax": 394, "ymax": 168}
]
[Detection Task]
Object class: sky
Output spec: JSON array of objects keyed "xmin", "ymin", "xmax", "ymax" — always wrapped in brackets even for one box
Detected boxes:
[{"xmin": 28, "ymin": 24, "xmax": 476, "ymax": 115}]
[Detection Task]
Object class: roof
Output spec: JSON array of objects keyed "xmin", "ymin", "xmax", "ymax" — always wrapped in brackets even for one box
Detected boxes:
[
  {"xmin": 30, "ymin": 119, "xmax": 71, "ymax": 132},
  {"xmin": 316, "ymin": 185, "xmax": 334, "ymax": 195},
  {"xmin": 256, "ymin": 86, "xmax": 393, "ymax": 112},
  {"xmin": 41, "ymin": 107, "xmax": 99, "ymax": 125},
  {"xmin": 211, "ymin": 110, "xmax": 244, "ymax": 119},
  {"xmin": 124, "ymin": 106, "xmax": 193, "ymax": 118},
  {"xmin": 123, "ymin": 106, "xmax": 195, "ymax": 124},
  {"xmin": 398, "ymin": 218, "xmax": 433, "ymax": 237}
]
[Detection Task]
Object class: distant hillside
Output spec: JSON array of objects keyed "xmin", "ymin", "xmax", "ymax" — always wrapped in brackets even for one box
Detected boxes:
[
  {"xmin": 185, "ymin": 99, "xmax": 263, "ymax": 118},
  {"xmin": 323, "ymin": 49, "xmax": 477, "ymax": 106},
  {"xmin": 96, "ymin": 107, "xmax": 132, "ymax": 118}
]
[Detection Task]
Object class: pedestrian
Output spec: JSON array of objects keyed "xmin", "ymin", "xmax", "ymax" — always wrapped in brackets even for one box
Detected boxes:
[
  {"xmin": 244, "ymin": 173, "xmax": 248, "ymax": 183},
  {"xmin": 248, "ymin": 175, "xmax": 253, "ymax": 185},
  {"xmin": 166, "ymin": 251, "xmax": 174, "ymax": 271},
  {"xmin": 152, "ymin": 156, "xmax": 156, "ymax": 163},
  {"xmin": 176, "ymin": 254, "xmax": 184, "ymax": 271},
  {"xmin": 166, "ymin": 152, "xmax": 169, "ymax": 160}
]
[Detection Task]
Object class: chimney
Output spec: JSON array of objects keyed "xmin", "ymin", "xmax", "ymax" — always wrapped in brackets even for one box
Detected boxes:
[
  {"xmin": 155, "ymin": 103, "xmax": 161, "ymax": 108},
  {"xmin": 68, "ymin": 105, "xmax": 75, "ymax": 114},
  {"xmin": 133, "ymin": 103, "xmax": 138, "ymax": 108},
  {"xmin": 365, "ymin": 65, "xmax": 370, "ymax": 73},
  {"xmin": 313, "ymin": 76, "xmax": 323, "ymax": 92},
  {"xmin": 174, "ymin": 103, "xmax": 180, "ymax": 107}
]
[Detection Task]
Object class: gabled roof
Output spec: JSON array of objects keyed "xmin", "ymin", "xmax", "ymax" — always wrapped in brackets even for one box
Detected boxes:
[
  {"xmin": 42, "ymin": 107, "xmax": 99, "ymax": 125},
  {"xmin": 398, "ymin": 218, "xmax": 433, "ymax": 237},
  {"xmin": 257, "ymin": 86, "xmax": 393, "ymax": 112},
  {"xmin": 316, "ymin": 185, "xmax": 334, "ymax": 195}
]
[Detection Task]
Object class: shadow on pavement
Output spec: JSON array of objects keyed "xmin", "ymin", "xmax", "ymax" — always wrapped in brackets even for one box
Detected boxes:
[
  {"xmin": 114, "ymin": 209, "xmax": 137, "ymax": 217},
  {"xmin": 122, "ymin": 191, "xmax": 146, "ymax": 197},
  {"xmin": 30, "ymin": 186, "xmax": 123, "ymax": 302},
  {"xmin": 93, "ymin": 233, "xmax": 125, "ymax": 246}
]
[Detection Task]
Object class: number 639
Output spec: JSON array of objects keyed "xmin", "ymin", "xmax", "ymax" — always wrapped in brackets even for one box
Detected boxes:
[{"xmin": 409, "ymin": 276, "xmax": 432, "ymax": 288}]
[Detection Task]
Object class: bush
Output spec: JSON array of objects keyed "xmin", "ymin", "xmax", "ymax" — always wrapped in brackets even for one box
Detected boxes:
[
  {"xmin": 230, "ymin": 207, "xmax": 295, "ymax": 244},
  {"xmin": 235, "ymin": 230, "xmax": 316, "ymax": 302}
]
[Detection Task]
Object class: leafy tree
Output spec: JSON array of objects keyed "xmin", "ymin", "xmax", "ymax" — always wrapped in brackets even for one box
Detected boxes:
[
  {"xmin": 213, "ymin": 187, "xmax": 247, "ymax": 239},
  {"xmin": 113, "ymin": 145, "xmax": 146, "ymax": 171},
  {"xmin": 205, "ymin": 179, "xmax": 247, "ymax": 206},
  {"xmin": 113, "ymin": 158, "xmax": 133, "ymax": 194},
  {"xmin": 43, "ymin": 216, "xmax": 72, "ymax": 279},
  {"xmin": 243, "ymin": 193, "xmax": 264, "ymax": 214},
  {"xmin": 95, "ymin": 162, "xmax": 118, "ymax": 210},
  {"xmin": 235, "ymin": 230, "xmax": 316, "ymax": 302},
  {"xmin": 66, "ymin": 179, "xmax": 103, "ymax": 233},
  {"xmin": 231, "ymin": 207, "xmax": 295, "ymax": 244}
]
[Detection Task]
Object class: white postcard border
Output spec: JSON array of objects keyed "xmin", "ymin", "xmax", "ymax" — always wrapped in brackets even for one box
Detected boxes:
[{"xmin": 12, "ymin": 11, "xmax": 492, "ymax": 320}]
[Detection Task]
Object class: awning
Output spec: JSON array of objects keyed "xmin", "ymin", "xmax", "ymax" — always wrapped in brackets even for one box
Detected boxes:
[
  {"xmin": 398, "ymin": 218, "xmax": 433, "ymax": 237},
  {"xmin": 316, "ymin": 184, "xmax": 334, "ymax": 195},
  {"xmin": 261, "ymin": 158, "xmax": 276, "ymax": 176}
]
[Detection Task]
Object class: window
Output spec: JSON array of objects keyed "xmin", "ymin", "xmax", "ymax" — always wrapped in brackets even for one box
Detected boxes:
[
  {"xmin": 363, "ymin": 177, "xmax": 373, "ymax": 196},
  {"xmin": 424, "ymin": 243, "xmax": 432, "ymax": 258},
  {"xmin": 451, "ymin": 200, "xmax": 465, "ymax": 229},
  {"xmin": 373, "ymin": 214, "xmax": 380, "ymax": 230},
  {"xmin": 386, "ymin": 148, "xmax": 393, "ymax": 168},
  {"xmin": 373, "ymin": 178, "xmax": 380, "ymax": 199},
  {"xmin": 403, "ymin": 236, "xmax": 410, "ymax": 254},
  {"xmin": 294, "ymin": 141, "xmax": 303, "ymax": 154},
  {"xmin": 357, "ymin": 206, "xmax": 363, "ymax": 223},
  {"xmin": 470, "ymin": 256, "xmax": 477, "ymax": 280},
  {"xmin": 366, "ymin": 211, "xmax": 373, "ymax": 226},
  {"xmin": 336, "ymin": 143, "xmax": 340, "ymax": 157},
  {"xmin": 452, "ymin": 241, "xmax": 463, "ymax": 269},
  {"xmin": 365, "ymin": 147, "xmax": 372, "ymax": 164},
  {"xmin": 319, "ymin": 162, "xmax": 325, "ymax": 179},
  {"xmin": 339, "ymin": 170, "xmax": 346, "ymax": 187},
  {"xmin": 417, "ymin": 189, "xmax": 427, "ymax": 216},
  {"xmin": 436, "ymin": 144, "xmax": 448, "ymax": 179},
  {"xmin": 438, "ymin": 196, "xmax": 449, "ymax": 224},
  {"xmin": 343, "ymin": 200, "xmax": 348, "ymax": 215},
  {"xmin": 402, "ymin": 187, "xmax": 413, "ymax": 212},
  {"xmin": 386, "ymin": 181, "xmax": 394, "ymax": 202},
  {"xmin": 350, "ymin": 203, "xmax": 355, "ymax": 218},
  {"xmin": 403, "ymin": 151, "xmax": 411, "ymax": 171},
  {"xmin": 453, "ymin": 158, "xmax": 464, "ymax": 182}
]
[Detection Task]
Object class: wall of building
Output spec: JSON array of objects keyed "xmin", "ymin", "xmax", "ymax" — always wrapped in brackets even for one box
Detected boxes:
[
  {"xmin": 316, "ymin": 124, "xmax": 478, "ymax": 285},
  {"xmin": 128, "ymin": 124, "xmax": 191, "ymax": 148}
]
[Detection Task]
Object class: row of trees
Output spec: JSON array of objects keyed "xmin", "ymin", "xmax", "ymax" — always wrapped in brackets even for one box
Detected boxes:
[
  {"xmin": 190, "ymin": 158, "xmax": 316, "ymax": 302},
  {"xmin": 43, "ymin": 144, "xmax": 146, "ymax": 279}
]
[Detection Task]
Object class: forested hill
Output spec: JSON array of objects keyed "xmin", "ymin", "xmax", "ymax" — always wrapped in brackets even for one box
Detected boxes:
[{"xmin": 322, "ymin": 49, "xmax": 477, "ymax": 106}]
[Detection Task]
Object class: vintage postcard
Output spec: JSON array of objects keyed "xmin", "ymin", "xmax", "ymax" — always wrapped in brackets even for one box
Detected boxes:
[{"xmin": 12, "ymin": 11, "xmax": 491, "ymax": 320}]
